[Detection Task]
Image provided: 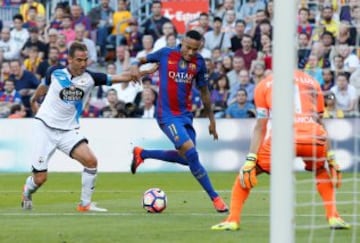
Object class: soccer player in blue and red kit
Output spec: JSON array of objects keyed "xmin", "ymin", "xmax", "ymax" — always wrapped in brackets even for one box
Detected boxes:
[{"xmin": 130, "ymin": 30, "xmax": 228, "ymax": 213}]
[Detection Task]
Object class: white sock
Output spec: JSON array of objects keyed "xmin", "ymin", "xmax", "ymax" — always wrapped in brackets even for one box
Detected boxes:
[
  {"xmin": 81, "ymin": 167, "xmax": 97, "ymax": 206},
  {"xmin": 24, "ymin": 176, "xmax": 39, "ymax": 198}
]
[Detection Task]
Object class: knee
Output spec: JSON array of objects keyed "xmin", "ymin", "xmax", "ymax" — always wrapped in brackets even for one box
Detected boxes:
[
  {"xmin": 33, "ymin": 173, "xmax": 47, "ymax": 186},
  {"xmin": 84, "ymin": 155, "xmax": 98, "ymax": 168}
]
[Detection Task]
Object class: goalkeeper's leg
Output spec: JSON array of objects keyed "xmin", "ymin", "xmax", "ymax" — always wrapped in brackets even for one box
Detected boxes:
[{"xmin": 315, "ymin": 167, "xmax": 339, "ymax": 219}]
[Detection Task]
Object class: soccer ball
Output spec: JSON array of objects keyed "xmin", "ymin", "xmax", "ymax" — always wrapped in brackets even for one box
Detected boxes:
[{"xmin": 142, "ymin": 188, "xmax": 167, "ymax": 213}]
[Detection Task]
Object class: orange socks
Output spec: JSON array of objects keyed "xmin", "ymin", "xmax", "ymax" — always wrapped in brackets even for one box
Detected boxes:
[
  {"xmin": 316, "ymin": 168, "xmax": 339, "ymax": 219},
  {"xmin": 226, "ymin": 175, "xmax": 251, "ymax": 223}
]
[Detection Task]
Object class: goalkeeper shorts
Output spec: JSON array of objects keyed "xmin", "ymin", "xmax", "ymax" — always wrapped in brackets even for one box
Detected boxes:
[{"xmin": 256, "ymin": 139, "xmax": 326, "ymax": 173}]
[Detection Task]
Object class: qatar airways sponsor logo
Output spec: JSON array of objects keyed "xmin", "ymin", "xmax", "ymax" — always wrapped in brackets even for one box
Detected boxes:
[{"xmin": 168, "ymin": 71, "xmax": 194, "ymax": 83}]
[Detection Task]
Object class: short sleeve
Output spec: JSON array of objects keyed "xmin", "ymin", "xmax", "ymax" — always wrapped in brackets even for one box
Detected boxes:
[
  {"xmin": 87, "ymin": 70, "xmax": 110, "ymax": 86},
  {"xmin": 44, "ymin": 65, "xmax": 64, "ymax": 86}
]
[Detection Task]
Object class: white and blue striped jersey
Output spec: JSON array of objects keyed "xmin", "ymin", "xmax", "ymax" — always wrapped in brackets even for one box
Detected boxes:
[{"xmin": 36, "ymin": 66, "xmax": 111, "ymax": 130}]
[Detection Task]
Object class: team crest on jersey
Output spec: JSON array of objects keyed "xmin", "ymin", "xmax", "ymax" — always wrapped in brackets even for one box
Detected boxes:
[
  {"xmin": 59, "ymin": 85, "xmax": 85, "ymax": 102},
  {"xmin": 189, "ymin": 63, "xmax": 196, "ymax": 70}
]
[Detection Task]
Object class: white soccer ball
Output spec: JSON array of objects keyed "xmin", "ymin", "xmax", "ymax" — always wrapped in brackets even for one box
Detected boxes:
[{"xmin": 142, "ymin": 188, "xmax": 167, "ymax": 213}]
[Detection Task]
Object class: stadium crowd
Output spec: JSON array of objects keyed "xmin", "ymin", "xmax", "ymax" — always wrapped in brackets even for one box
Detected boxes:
[{"xmin": 0, "ymin": 0, "xmax": 359, "ymax": 119}]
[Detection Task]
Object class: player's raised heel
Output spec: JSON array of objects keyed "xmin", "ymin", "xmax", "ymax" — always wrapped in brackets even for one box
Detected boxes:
[
  {"xmin": 21, "ymin": 185, "xmax": 32, "ymax": 210},
  {"xmin": 131, "ymin": 146, "xmax": 144, "ymax": 174},
  {"xmin": 77, "ymin": 202, "xmax": 108, "ymax": 212},
  {"xmin": 212, "ymin": 196, "xmax": 229, "ymax": 213},
  {"xmin": 211, "ymin": 221, "xmax": 240, "ymax": 231},
  {"xmin": 328, "ymin": 217, "xmax": 350, "ymax": 230}
]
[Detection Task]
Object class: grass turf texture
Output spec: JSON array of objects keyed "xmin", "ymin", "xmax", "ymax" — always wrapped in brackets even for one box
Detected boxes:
[{"xmin": 0, "ymin": 172, "xmax": 358, "ymax": 243}]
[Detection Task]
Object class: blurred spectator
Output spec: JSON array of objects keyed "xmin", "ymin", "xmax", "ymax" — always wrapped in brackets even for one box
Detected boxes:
[
  {"xmin": 115, "ymin": 45, "xmax": 130, "ymax": 73},
  {"xmin": 222, "ymin": 10, "xmax": 237, "ymax": 37},
  {"xmin": 123, "ymin": 18, "xmax": 143, "ymax": 58},
  {"xmin": 211, "ymin": 75, "xmax": 230, "ymax": 118},
  {"xmin": 1, "ymin": 61, "xmax": 10, "ymax": 83},
  {"xmin": 198, "ymin": 12, "xmax": 213, "ymax": 33},
  {"xmin": 336, "ymin": 44, "xmax": 359, "ymax": 73},
  {"xmin": 227, "ymin": 55, "xmax": 245, "ymax": 89},
  {"xmin": 337, "ymin": 21, "xmax": 355, "ymax": 45},
  {"xmin": 253, "ymin": 20, "xmax": 272, "ymax": 51},
  {"xmin": 49, "ymin": 4, "xmax": 65, "ymax": 30},
  {"xmin": 23, "ymin": 6, "xmax": 37, "ymax": 29},
  {"xmin": 0, "ymin": 79, "xmax": 22, "ymax": 118},
  {"xmin": 349, "ymin": 67, "xmax": 360, "ymax": 97},
  {"xmin": 265, "ymin": 0, "xmax": 274, "ymax": 24},
  {"xmin": 112, "ymin": 79, "xmax": 140, "ymax": 104},
  {"xmin": 36, "ymin": 46, "xmax": 61, "ymax": 81},
  {"xmin": 137, "ymin": 87, "xmax": 156, "ymax": 118},
  {"xmin": 323, "ymin": 92, "xmax": 345, "ymax": 118},
  {"xmin": 166, "ymin": 33, "xmax": 177, "ymax": 48},
  {"xmin": 331, "ymin": 54, "xmax": 345, "ymax": 75},
  {"xmin": 44, "ymin": 28, "xmax": 59, "ymax": 52},
  {"xmin": 23, "ymin": 46, "xmax": 41, "ymax": 73},
  {"xmin": 136, "ymin": 35, "xmax": 158, "ymax": 85},
  {"xmin": 250, "ymin": 9, "xmax": 270, "ymax": 41},
  {"xmin": 231, "ymin": 19, "xmax": 246, "ymax": 53},
  {"xmin": 60, "ymin": 14, "xmax": 76, "ymax": 43},
  {"xmin": 299, "ymin": 41, "xmax": 331, "ymax": 69},
  {"xmin": 142, "ymin": 0, "xmax": 171, "ymax": 42},
  {"xmin": 319, "ymin": 5, "xmax": 339, "ymax": 37},
  {"xmin": 10, "ymin": 14, "xmax": 29, "ymax": 52},
  {"xmin": 71, "ymin": 5, "xmax": 91, "ymax": 38},
  {"xmin": 304, "ymin": 54, "xmax": 324, "ymax": 85},
  {"xmin": 153, "ymin": 21, "xmax": 179, "ymax": 52},
  {"xmin": 204, "ymin": 17, "xmax": 231, "ymax": 53},
  {"xmin": 297, "ymin": 32, "xmax": 311, "ymax": 66},
  {"xmin": 35, "ymin": 15, "xmax": 47, "ymax": 43},
  {"xmin": 220, "ymin": 55, "xmax": 233, "ymax": 74},
  {"xmin": 215, "ymin": 0, "xmax": 235, "ymax": 19},
  {"xmin": 19, "ymin": 0, "xmax": 45, "ymax": 22},
  {"xmin": 8, "ymin": 103, "xmax": 26, "ymax": 118},
  {"xmin": 320, "ymin": 31, "xmax": 335, "ymax": 60},
  {"xmin": 234, "ymin": 34, "xmax": 258, "ymax": 71},
  {"xmin": 56, "ymin": 33, "xmax": 69, "ymax": 66},
  {"xmin": 205, "ymin": 58, "xmax": 221, "ymax": 91},
  {"xmin": 321, "ymin": 68, "xmax": 335, "ymax": 92},
  {"xmin": 21, "ymin": 26, "xmax": 47, "ymax": 60},
  {"xmin": 250, "ymin": 61, "xmax": 266, "ymax": 85},
  {"xmin": 297, "ymin": 7, "xmax": 315, "ymax": 37},
  {"xmin": 330, "ymin": 72, "xmax": 357, "ymax": 117},
  {"xmin": 9, "ymin": 59, "xmax": 40, "ymax": 117},
  {"xmin": 101, "ymin": 88, "xmax": 122, "ymax": 118},
  {"xmin": 82, "ymin": 97, "xmax": 101, "ymax": 118},
  {"xmin": 225, "ymin": 88, "xmax": 256, "ymax": 118},
  {"xmin": 339, "ymin": 0, "xmax": 358, "ymax": 22},
  {"xmin": 88, "ymin": 0, "xmax": 115, "ymax": 60},
  {"xmin": 71, "ymin": 23, "xmax": 97, "ymax": 68},
  {"xmin": 110, "ymin": 0, "xmax": 132, "ymax": 47},
  {"xmin": 237, "ymin": 0, "xmax": 266, "ymax": 34},
  {"xmin": 0, "ymin": 27, "xmax": 20, "ymax": 62},
  {"xmin": 227, "ymin": 69, "xmax": 255, "ymax": 105},
  {"xmin": 134, "ymin": 76, "xmax": 158, "ymax": 108}
]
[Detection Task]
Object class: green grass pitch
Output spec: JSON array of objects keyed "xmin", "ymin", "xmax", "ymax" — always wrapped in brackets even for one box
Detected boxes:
[{"xmin": 0, "ymin": 172, "xmax": 358, "ymax": 243}]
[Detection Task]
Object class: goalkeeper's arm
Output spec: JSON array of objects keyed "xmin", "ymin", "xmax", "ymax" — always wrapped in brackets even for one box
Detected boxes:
[{"xmin": 239, "ymin": 118, "xmax": 268, "ymax": 189}]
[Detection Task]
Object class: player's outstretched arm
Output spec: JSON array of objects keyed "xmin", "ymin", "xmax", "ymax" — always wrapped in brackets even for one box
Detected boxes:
[
  {"xmin": 199, "ymin": 85, "xmax": 218, "ymax": 140},
  {"xmin": 129, "ymin": 56, "xmax": 149, "ymax": 80},
  {"xmin": 111, "ymin": 64, "xmax": 158, "ymax": 84},
  {"xmin": 30, "ymin": 84, "xmax": 48, "ymax": 114}
]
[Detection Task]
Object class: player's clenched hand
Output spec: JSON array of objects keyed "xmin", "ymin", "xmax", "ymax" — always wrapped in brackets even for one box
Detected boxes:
[
  {"xmin": 327, "ymin": 150, "xmax": 342, "ymax": 188},
  {"xmin": 239, "ymin": 153, "xmax": 258, "ymax": 189},
  {"xmin": 208, "ymin": 120, "xmax": 218, "ymax": 140}
]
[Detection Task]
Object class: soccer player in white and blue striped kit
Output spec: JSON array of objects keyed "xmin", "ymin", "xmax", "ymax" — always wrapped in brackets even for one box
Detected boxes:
[{"xmin": 21, "ymin": 41, "xmax": 156, "ymax": 212}]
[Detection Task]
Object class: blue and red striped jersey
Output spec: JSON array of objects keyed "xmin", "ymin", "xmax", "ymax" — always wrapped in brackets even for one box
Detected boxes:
[{"xmin": 146, "ymin": 46, "xmax": 208, "ymax": 120}]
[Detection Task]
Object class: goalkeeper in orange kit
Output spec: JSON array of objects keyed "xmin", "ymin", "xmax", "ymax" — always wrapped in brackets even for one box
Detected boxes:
[{"xmin": 211, "ymin": 70, "xmax": 350, "ymax": 231}]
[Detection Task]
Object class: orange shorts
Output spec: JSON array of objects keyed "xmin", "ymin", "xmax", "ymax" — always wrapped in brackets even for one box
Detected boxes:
[{"xmin": 257, "ymin": 139, "xmax": 327, "ymax": 173}]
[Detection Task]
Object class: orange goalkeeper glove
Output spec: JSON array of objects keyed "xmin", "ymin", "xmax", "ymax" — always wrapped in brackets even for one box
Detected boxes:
[
  {"xmin": 327, "ymin": 150, "xmax": 342, "ymax": 188},
  {"xmin": 239, "ymin": 153, "xmax": 258, "ymax": 189}
]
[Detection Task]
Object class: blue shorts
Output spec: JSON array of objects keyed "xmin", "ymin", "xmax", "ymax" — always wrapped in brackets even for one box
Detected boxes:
[{"xmin": 158, "ymin": 116, "xmax": 196, "ymax": 149}]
